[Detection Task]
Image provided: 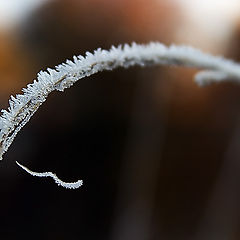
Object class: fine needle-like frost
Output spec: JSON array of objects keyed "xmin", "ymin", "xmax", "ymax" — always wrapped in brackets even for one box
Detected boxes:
[{"xmin": 1, "ymin": 42, "xmax": 240, "ymax": 188}]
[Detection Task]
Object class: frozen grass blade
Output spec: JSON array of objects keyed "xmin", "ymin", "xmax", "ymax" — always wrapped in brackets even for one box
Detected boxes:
[
  {"xmin": 16, "ymin": 161, "xmax": 83, "ymax": 189},
  {"xmin": 1, "ymin": 42, "xmax": 240, "ymax": 188}
]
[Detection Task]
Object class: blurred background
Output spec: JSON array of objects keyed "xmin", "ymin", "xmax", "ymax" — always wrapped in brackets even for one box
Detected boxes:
[{"xmin": 0, "ymin": 0, "xmax": 240, "ymax": 239}]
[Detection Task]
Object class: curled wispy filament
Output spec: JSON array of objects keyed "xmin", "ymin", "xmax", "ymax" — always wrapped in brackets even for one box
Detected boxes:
[{"xmin": 16, "ymin": 161, "xmax": 83, "ymax": 189}]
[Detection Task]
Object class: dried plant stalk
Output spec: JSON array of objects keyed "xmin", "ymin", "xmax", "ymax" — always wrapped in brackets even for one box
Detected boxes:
[
  {"xmin": 16, "ymin": 161, "xmax": 83, "ymax": 189},
  {"xmin": 1, "ymin": 42, "xmax": 240, "ymax": 188}
]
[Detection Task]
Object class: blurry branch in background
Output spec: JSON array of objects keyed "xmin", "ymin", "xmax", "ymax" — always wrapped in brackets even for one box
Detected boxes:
[{"xmin": 0, "ymin": 42, "xmax": 240, "ymax": 188}]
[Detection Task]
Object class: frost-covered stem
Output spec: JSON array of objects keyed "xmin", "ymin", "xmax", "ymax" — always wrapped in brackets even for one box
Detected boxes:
[
  {"xmin": 16, "ymin": 161, "xmax": 83, "ymax": 189},
  {"xmin": 1, "ymin": 42, "xmax": 240, "ymax": 162}
]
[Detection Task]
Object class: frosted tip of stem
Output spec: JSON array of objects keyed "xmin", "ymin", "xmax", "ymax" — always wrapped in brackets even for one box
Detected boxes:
[
  {"xmin": 194, "ymin": 70, "xmax": 229, "ymax": 87},
  {"xmin": 16, "ymin": 161, "xmax": 83, "ymax": 189}
]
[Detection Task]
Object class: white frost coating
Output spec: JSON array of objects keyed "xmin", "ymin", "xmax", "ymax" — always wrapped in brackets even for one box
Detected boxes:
[
  {"xmin": 195, "ymin": 70, "xmax": 229, "ymax": 86},
  {"xmin": 1, "ymin": 42, "xmax": 240, "ymax": 162},
  {"xmin": 16, "ymin": 161, "xmax": 83, "ymax": 189}
]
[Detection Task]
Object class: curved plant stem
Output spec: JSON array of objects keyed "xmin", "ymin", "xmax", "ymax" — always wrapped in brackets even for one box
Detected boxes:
[
  {"xmin": 16, "ymin": 161, "xmax": 83, "ymax": 189},
  {"xmin": 1, "ymin": 42, "xmax": 240, "ymax": 188}
]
